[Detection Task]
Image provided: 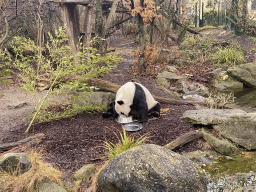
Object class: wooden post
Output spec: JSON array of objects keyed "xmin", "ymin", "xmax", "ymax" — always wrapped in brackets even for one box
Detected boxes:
[
  {"xmin": 85, "ymin": 6, "xmax": 93, "ymax": 46},
  {"xmin": 61, "ymin": 3, "xmax": 80, "ymax": 55},
  {"xmin": 80, "ymin": 5, "xmax": 93, "ymax": 48},
  {"xmin": 138, "ymin": 14, "xmax": 145, "ymax": 73}
]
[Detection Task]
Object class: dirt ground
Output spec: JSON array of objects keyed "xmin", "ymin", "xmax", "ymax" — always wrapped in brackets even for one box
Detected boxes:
[{"xmin": 1, "ymin": 27, "xmax": 255, "ymax": 186}]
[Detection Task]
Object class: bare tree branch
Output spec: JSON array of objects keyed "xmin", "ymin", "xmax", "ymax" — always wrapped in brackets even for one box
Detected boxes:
[{"xmin": 0, "ymin": 17, "xmax": 9, "ymax": 46}]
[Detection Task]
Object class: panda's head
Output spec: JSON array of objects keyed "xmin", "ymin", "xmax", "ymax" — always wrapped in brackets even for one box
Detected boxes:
[{"xmin": 115, "ymin": 100, "xmax": 131, "ymax": 118}]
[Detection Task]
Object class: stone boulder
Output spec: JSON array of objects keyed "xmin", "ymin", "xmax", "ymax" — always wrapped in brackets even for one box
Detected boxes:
[
  {"xmin": 182, "ymin": 109, "xmax": 246, "ymax": 125},
  {"xmin": 71, "ymin": 91, "xmax": 115, "ymax": 107},
  {"xmin": 165, "ymin": 65, "xmax": 177, "ymax": 72},
  {"xmin": 38, "ymin": 181, "xmax": 67, "ymax": 192},
  {"xmin": 234, "ymin": 89, "xmax": 256, "ymax": 108},
  {"xmin": 156, "ymin": 71, "xmax": 181, "ymax": 86},
  {"xmin": 227, "ymin": 63, "xmax": 256, "ymax": 87},
  {"xmin": 97, "ymin": 144, "xmax": 207, "ymax": 192},
  {"xmin": 202, "ymin": 129, "xmax": 240, "ymax": 156},
  {"xmin": 181, "ymin": 81, "xmax": 209, "ymax": 96},
  {"xmin": 0, "ymin": 153, "xmax": 32, "ymax": 175},
  {"xmin": 182, "ymin": 150, "xmax": 221, "ymax": 166},
  {"xmin": 212, "ymin": 71, "xmax": 243, "ymax": 91},
  {"xmin": 183, "ymin": 109, "xmax": 256, "ymax": 150},
  {"xmin": 73, "ymin": 164, "xmax": 96, "ymax": 182}
]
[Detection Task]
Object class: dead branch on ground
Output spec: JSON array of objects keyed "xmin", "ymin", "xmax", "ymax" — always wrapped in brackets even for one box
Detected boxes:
[
  {"xmin": 0, "ymin": 133, "xmax": 45, "ymax": 152},
  {"xmin": 164, "ymin": 130, "xmax": 203, "ymax": 150}
]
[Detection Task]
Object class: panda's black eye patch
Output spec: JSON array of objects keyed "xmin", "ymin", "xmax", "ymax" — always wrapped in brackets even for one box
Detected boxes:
[
  {"xmin": 121, "ymin": 112, "xmax": 125, "ymax": 115},
  {"xmin": 117, "ymin": 100, "xmax": 124, "ymax": 105}
]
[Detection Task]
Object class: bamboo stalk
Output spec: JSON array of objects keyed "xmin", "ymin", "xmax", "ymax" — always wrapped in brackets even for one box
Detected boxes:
[{"xmin": 26, "ymin": 69, "xmax": 63, "ymax": 132}]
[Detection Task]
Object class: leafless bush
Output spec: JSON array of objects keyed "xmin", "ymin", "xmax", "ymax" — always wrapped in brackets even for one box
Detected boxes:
[{"xmin": 0, "ymin": 0, "xmax": 62, "ymax": 46}]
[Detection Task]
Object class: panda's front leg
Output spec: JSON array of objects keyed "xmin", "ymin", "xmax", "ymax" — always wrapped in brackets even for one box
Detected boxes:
[{"xmin": 137, "ymin": 104, "xmax": 149, "ymax": 123}]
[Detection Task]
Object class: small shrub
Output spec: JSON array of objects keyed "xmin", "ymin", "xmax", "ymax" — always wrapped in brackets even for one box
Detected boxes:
[
  {"xmin": 1, "ymin": 27, "xmax": 123, "ymax": 126},
  {"xmin": 0, "ymin": 26, "xmax": 122, "ymax": 94},
  {"xmin": 35, "ymin": 101, "xmax": 107, "ymax": 123},
  {"xmin": 210, "ymin": 47, "xmax": 245, "ymax": 66},
  {"xmin": 1, "ymin": 151, "xmax": 63, "ymax": 192},
  {"xmin": 130, "ymin": 45, "xmax": 160, "ymax": 76},
  {"xmin": 207, "ymin": 91, "xmax": 235, "ymax": 109},
  {"xmin": 179, "ymin": 36, "xmax": 217, "ymax": 64},
  {"xmin": 105, "ymin": 129, "xmax": 146, "ymax": 160},
  {"xmin": 179, "ymin": 36, "xmax": 246, "ymax": 66},
  {"xmin": 204, "ymin": 10, "xmax": 218, "ymax": 26},
  {"xmin": 122, "ymin": 22, "xmax": 138, "ymax": 35}
]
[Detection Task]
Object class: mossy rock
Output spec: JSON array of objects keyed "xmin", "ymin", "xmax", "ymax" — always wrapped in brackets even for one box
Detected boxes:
[
  {"xmin": 0, "ymin": 69, "xmax": 13, "ymax": 76},
  {"xmin": 0, "ymin": 78, "xmax": 14, "ymax": 85}
]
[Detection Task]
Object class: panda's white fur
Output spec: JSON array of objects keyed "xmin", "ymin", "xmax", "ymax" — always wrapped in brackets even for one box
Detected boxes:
[{"xmin": 115, "ymin": 82, "xmax": 158, "ymax": 119}]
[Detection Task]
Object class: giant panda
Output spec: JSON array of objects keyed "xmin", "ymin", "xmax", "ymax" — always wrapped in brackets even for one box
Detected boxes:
[{"xmin": 102, "ymin": 82, "xmax": 160, "ymax": 123}]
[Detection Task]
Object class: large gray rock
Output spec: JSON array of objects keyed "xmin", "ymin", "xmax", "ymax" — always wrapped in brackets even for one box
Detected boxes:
[
  {"xmin": 0, "ymin": 153, "xmax": 32, "ymax": 175},
  {"xmin": 165, "ymin": 65, "xmax": 177, "ymax": 72},
  {"xmin": 73, "ymin": 164, "xmax": 96, "ymax": 182},
  {"xmin": 212, "ymin": 113, "xmax": 256, "ymax": 150},
  {"xmin": 181, "ymin": 81, "xmax": 209, "ymax": 96},
  {"xmin": 234, "ymin": 89, "xmax": 256, "ymax": 108},
  {"xmin": 227, "ymin": 63, "xmax": 256, "ymax": 87},
  {"xmin": 213, "ymin": 71, "xmax": 243, "ymax": 91},
  {"xmin": 183, "ymin": 109, "xmax": 256, "ymax": 150},
  {"xmin": 182, "ymin": 150, "xmax": 221, "ymax": 166},
  {"xmin": 182, "ymin": 109, "xmax": 246, "ymax": 125},
  {"xmin": 202, "ymin": 129, "xmax": 240, "ymax": 156},
  {"xmin": 72, "ymin": 91, "xmax": 115, "ymax": 107},
  {"xmin": 156, "ymin": 71, "xmax": 181, "ymax": 86},
  {"xmin": 97, "ymin": 144, "xmax": 207, "ymax": 192},
  {"xmin": 38, "ymin": 181, "xmax": 67, "ymax": 192}
]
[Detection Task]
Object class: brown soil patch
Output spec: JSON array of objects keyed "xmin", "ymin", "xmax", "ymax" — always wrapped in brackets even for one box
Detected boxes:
[{"xmin": 1, "ymin": 27, "xmax": 255, "ymax": 187}]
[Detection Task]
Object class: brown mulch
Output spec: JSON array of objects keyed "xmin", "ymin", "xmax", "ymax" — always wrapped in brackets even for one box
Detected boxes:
[
  {"xmin": 0, "ymin": 42, "xmax": 206, "ymax": 185},
  {"xmin": 4, "ymin": 28, "xmax": 254, "ymax": 185},
  {"xmin": 2, "ymin": 103, "xmax": 202, "ymax": 173}
]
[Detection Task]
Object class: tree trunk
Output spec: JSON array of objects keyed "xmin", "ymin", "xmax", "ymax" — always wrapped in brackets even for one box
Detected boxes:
[
  {"xmin": 99, "ymin": 0, "xmax": 120, "ymax": 53},
  {"xmin": 86, "ymin": 7, "xmax": 93, "ymax": 47},
  {"xmin": 138, "ymin": 14, "xmax": 145, "ymax": 73},
  {"xmin": 0, "ymin": 17, "xmax": 9, "ymax": 47},
  {"xmin": 149, "ymin": 18, "xmax": 154, "ymax": 45},
  {"xmin": 95, "ymin": 0, "xmax": 103, "ymax": 50},
  {"xmin": 61, "ymin": 4, "xmax": 80, "ymax": 55}
]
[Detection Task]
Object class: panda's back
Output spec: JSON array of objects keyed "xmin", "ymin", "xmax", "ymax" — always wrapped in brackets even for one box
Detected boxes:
[{"xmin": 133, "ymin": 82, "xmax": 158, "ymax": 110}]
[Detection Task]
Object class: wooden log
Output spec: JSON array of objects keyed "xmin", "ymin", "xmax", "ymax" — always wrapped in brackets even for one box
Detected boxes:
[
  {"xmin": 164, "ymin": 130, "xmax": 203, "ymax": 151},
  {"xmin": 61, "ymin": 3, "xmax": 80, "ymax": 55},
  {"xmin": 86, "ymin": 78, "xmax": 121, "ymax": 92},
  {"xmin": 0, "ymin": 133, "xmax": 45, "ymax": 153},
  {"xmin": 86, "ymin": 79, "xmax": 205, "ymax": 105},
  {"xmin": 37, "ymin": 78, "xmax": 205, "ymax": 106}
]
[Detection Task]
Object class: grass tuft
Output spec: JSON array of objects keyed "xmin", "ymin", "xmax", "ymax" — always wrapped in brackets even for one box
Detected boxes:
[{"xmin": 105, "ymin": 129, "xmax": 147, "ymax": 160}]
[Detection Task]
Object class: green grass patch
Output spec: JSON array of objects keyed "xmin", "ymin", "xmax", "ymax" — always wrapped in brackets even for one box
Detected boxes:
[{"xmin": 105, "ymin": 130, "xmax": 147, "ymax": 160}]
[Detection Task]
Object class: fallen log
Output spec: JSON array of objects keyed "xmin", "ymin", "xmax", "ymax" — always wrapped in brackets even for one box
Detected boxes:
[
  {"xmin": 37, "ymin": 77, "xmax": 206, "ymax": 106},
  {"xmin": 87, "ymin": 79, "xmax": 206, "ymax": 106},
  {"xmin": 0, "ymin": 133, "xmax": 45, "ymax": 153},
  {"xmin": 164, "ymin": 130, "xmax": 203, "ymax": 151},
  {"xmin": 86, "ymin": 78, "xmax": 120, "ymax": 93}
]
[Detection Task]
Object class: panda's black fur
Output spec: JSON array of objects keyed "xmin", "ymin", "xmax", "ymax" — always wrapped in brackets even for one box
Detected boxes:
[{"xmin": 102, "ymin": 82, "xmax": 160, "ymax": 123}]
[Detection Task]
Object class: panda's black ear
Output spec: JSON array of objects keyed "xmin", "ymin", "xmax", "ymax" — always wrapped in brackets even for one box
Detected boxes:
[{"xmin": 117, "ymin": 100, "xmax": 124, "ymax": 105}]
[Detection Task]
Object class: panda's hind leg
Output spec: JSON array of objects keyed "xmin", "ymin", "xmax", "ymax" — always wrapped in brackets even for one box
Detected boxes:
[
  {"xmin": 148, "ymin": 103, "xmax": 160, "ymax": 117},
  {"xmin": 138, "ymin": 105, "xmax": 149, "ymax": 123}
]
